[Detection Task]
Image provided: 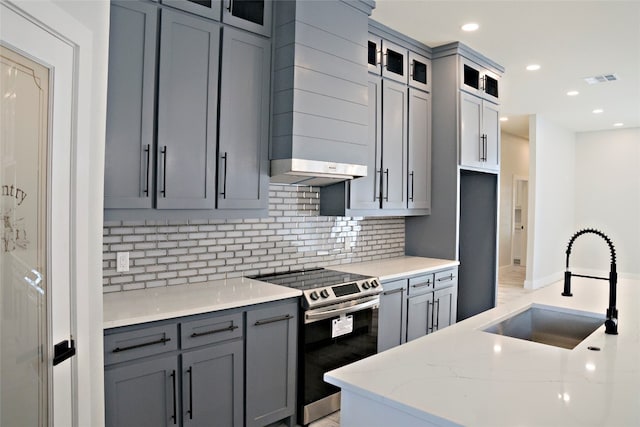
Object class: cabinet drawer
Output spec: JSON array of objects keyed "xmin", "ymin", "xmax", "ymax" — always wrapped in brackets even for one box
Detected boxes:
[
  {"xmin": 434, "ymin": 268, "xmax": 458, "ymax": 290},
  {"xmin": 181, "ymin": 312, "xmax": 243, "ymax": 349},
  {"xmin": 105, "ymin": 323, "xmax": 178, "ymax": 365},
  {"xmin": 407, "ymin": 274, "xmax": 434, "ymax": 296}
]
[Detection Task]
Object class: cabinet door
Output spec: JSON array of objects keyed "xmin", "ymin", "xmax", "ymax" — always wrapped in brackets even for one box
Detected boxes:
[
  {"xmin": 156, "ymin": 9, "xmax": 220, "ymax": 209},
  {"xmin": 222, "ymin": 0, "xmax": 272, "ymax": 36},
  {"xmin": 408, "ymin": 51, "xmax": 430, "ymax": 92},
  {"xmin": 459, "ymin": 91, "xmax": 483, "ymax": 169},
  {"xmin": 378, "ymin": 279, "xmax": 407, "ymax": 352},
  {"xmin": 381, "ymin": 39, "xmax": 408, "ymax": 84},
  {"xmin": 381, "ymin": 80, "xmax": 407, "ymax": 209},
  {"xmin": 245, "ymin": 301, "xmax": 297, "ymax": 427},
  {"xmin": 105, "ymin": 356, "xmax": 179, "ymax": 427},
  {"xmin": 406, "ymin": 292, "xmax": 433, "ymax": 342},
  {"xmin": 367, "ymin": 34, "xmax": 382, "ymax": 74},
  {"xmin": 433, "ymin": 286, "xmax": 457, "ymax": 331},
  {"xmin": 161, "ymin": 0, "xmax": 222, "ymax": 21},
  {"xmin": 104, "ymin": 2, "xmax": 157, "ymax": 209},
  {"xmin": 482, "ymin": 101, "xmax": 500, "ymax": 171},
  {"xmin": 182, "ymin": 340, "xmax": 244, "ymax": 427},
  {"xmin": 407, "ymin": 88, "xmax": 431, "ymax": 211},
  {"xmin": 218, "ymin": 27, "xmax": 270, "ymax": 210},
  {"xmin": 350, "ymin": 75, "xmax": 382, "ymax": 210}
]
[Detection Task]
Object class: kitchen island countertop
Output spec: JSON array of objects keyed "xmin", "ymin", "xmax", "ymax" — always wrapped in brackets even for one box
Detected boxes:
[
  {"xmin": 325, "ymin": 276, "xmax": 640, "ymax": 427},
  {"xmin": 103, "ymin": 277, "xmax": 301, "ymax": 329},
  {"xmin": 332, "ymin": 256, "xmax": 459, "ymax": 281}
]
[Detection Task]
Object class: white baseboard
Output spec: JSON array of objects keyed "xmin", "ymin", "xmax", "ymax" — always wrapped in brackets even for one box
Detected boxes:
[{"xmin": 524, "ymin": 271, "xmax": 564, "ymax": 290}]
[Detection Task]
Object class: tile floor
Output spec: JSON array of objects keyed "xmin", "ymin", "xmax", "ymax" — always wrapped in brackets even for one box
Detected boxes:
[{"xmin": 301, "ymin": 266, "xmax": 530, "ymax": 427}]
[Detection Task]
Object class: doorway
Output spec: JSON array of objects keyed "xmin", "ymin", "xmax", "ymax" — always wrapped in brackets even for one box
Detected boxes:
[{"xmin": 511, "ymin": 177, "xmax": 529, "ymax": 267}]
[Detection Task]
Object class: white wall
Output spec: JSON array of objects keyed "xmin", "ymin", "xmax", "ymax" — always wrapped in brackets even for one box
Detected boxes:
[
  {"xmin": 526, "ymin": 116, "xmax": 576, "ymax": 289},
  {"xmin": 573, "ymin": 128, "xmax": 640, "ymax": 279},
  {"xmin": 498, "ymin": 131, "xmax": 530, "ymax": 268}
]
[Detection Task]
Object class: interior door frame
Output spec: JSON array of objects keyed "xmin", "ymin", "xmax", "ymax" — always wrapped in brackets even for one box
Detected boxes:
[
  {"xmin": 510, "ymin": 175, "xmax": 529, "ymax": 267},
  {"xmin": 1, "ymin": 1, "xmax": 108, "ymax": 426}
]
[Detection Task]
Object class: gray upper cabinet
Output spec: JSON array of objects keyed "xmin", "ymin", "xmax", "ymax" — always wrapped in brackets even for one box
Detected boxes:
[
  {"xmin": 367, "ymin": 34, "xmax": 382, "ymax": 74},
  {"xmin": 460, "ymin": 91, "xmax": 500, "ymax": 172},
  {"xmin": 181, "ymin": 340, "xmax": 244, "ymax": 427},
  {"xmin": 349, "ymin": 75, "xmax": 382, "ymax": 210},
  {"xmin": 378, "ymin": 278, "xmax": 407, "ymax": 352},
  {"xmin": 381, "ymin": 79, "xmax": 408, "ymax": 210},
  {"xmin": 218, "ymin": 27, "xmax": 270, "ymax": 210},
  {"xmin": 156, "ymin": 9, "xmax": 220, "ymax": 209},
  {"xmin": 245, "ymin": 301, "xmax": 297, "ymax": 427},
  {"xmin": 104, "ymin": 1, "xmax": 158, "ymax": 209},
  {"xmin": 105, "ymin": 355, "xmax": 179, "ymax": 427},
  {"xmin": 222, "ymin": 0, "xmax": 272, "ymax": 36},
  {"xmin": 460, "ymin": 57, "xmax": 500, "ymax": 103},
  {"xmin": 161, "ymin": 0, "xmax": 222, "ymax": 21},
  {"xmin": 408, "ymin": 51, "xmax": 431, "ymax": 92},
  {"xmin": 381, "ymin": 39, "xmax": 408, "ymax": 84},
  {"xmin": 408, "ymin": 88, "xmax": 431, "ymax": 211}
]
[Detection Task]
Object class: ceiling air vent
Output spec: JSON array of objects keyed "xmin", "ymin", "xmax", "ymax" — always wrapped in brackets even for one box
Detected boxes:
[{"xmin": 584, "ymin": 73, "xmax": 619, "ymax": 84}]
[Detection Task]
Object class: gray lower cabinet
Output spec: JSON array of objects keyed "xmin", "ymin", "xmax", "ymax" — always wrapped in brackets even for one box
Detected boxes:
[
  {"xmin": 377, "ymin": 279, "xmax": 407, "ymax": 352},
  {"xmin": 377, "ymin": 267, "xmax": 458, "ymax": 351},
  {"xmin": 182, "ymin": 341, "xmax": 243, "ymax": 427},
  {"xmin": 245, "ymin": 301, "xmax": 297, "ymax": 427},
  {"xmin": 218, "ymin": 27, "xmax": 270, "ymax": 211},
  {"xmin": 104, "ymin": 299, "xmax": 297, "ymax": 427},
  {"xmin": 105, "ymin": 355, "xmax": 179, "ymax": 427}
]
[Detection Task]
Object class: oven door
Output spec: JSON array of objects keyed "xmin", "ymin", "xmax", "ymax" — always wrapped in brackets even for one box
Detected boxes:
[{"xmin": 301, "ymin": 296, "xmax": 379, "ymax": 424}]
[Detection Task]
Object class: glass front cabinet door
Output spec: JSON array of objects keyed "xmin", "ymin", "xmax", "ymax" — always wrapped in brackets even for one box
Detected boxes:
[{"xmin": 223, "ymin": 0, "xmax": 272, "ymax": 36}]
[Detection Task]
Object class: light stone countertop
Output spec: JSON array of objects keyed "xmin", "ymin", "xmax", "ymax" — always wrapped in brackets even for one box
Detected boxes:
[
  {"xmin": 103, "ymin": 277, "xmax": 301, "ymax": 329},
  {"xmin": 331, "ymin": 256, "xmax": 459, "ymax": 281},
  {"xmin": 325, "ymin": 276, "xmax": 640, "ymax": 427}
]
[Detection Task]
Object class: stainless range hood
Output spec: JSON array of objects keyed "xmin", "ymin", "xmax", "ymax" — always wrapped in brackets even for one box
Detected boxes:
[
  {"xmin": 270, "ymin": 159, "xmax": 367, "ymax": 186},
  {"xmin": 270, "ymin": 0, "xmax": 375, "ymax": 187}
]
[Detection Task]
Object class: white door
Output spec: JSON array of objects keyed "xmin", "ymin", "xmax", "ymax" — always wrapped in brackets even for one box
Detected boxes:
[
  {"xmin": 1, "ymin": 3, "xmax": 77, "ymax": 426},
  {"xmin": 511, "ymin": 177, "xmax": 529, "ymax": 267}
]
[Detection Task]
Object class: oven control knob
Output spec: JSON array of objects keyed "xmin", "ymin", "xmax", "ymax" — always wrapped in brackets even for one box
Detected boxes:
[
  {"xmin": 362, "ymin": 281, "xmax": 371, "ymax": 290},
  {"xmin": 371, "ymin": 279, "xmax": 380, "ymax": 288},
  {"xmin": 310, "ymin": 291, "xmax": 320, "ymax": 301},
  {"xmin": 320, "ymin": 289, "xmax": 330, "ymax": 299}
]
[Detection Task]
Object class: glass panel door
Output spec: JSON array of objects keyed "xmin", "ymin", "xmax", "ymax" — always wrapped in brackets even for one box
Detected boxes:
[{"xmin": 1, "ymin": 44, "xmax": 50, "ymax": 427}]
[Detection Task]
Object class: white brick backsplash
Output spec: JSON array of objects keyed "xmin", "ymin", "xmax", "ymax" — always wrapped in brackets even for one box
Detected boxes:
[{"xmin": 103, "ymin": 184, "xmax": 405, "ymax": 292}]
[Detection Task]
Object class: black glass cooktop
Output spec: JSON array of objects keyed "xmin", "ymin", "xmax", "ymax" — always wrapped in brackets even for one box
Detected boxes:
[{"xmin": 251, "ymin": 268, "xmax": 373, "ymax": 291}]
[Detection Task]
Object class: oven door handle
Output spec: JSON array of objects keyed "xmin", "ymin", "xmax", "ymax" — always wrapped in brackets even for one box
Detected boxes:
[{"xmin": 305, "ymin": 297, "xmax": 379, "ymax": 323}]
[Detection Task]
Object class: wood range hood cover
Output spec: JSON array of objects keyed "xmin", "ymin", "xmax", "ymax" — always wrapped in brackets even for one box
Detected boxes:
[{"xmin": 270, "ymin": 0, "xmax": 375, "ymax": 186}]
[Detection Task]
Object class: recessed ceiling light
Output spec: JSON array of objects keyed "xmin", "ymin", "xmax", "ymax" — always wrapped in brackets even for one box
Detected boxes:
[
  {"xmin": 500, "ymin": 117, "xmax": 509, "ymax": 122},
  {"xmin": 567, "ymin": 90, "xmax": 579, "ymax": 96},
  {"xmin": 526, "ymin": 64, "xmax": 541, "ymax": 71},
  {"xmin": 461, "ymin": 23, "xmax": 479, "ymax": 32},
  {"xmin": 592, "ymin": 109, "xmax": 604, "ymax": 114},
  {"xmin": 613, "ymin": 122, "xmax": 624, "ymax": 127}
]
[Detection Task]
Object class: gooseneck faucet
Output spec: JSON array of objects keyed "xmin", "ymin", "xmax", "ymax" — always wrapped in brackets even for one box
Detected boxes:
[{"xmin": 563, "ymin": 228, "xmax": 618, "ymax": 335}]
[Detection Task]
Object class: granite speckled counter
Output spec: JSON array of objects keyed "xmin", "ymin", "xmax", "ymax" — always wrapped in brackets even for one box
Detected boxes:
[
  {"xmin": 325, "ymin": 277, "xmax": 640, "ymax": 427},
  {"xmin": 103, "ymin": 277, "xmax": 301, "ymax": 329}
]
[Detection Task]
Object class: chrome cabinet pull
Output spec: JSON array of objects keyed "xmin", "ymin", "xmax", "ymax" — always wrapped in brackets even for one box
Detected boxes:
[
  {"xmin": 112, "ymin": 337, "xmax": 171, "ymax": 353},
  {"xmin": 409, "ymin": 171, "xmax": 415, "ymax": 202},
  {"xmin": 254, "ymin": 314, "xmax": 293, "ymax": 326},
  {"xmin": 375, "ymin": 169, "xmax": 382, "ymax": 201},
  {"xmin": 220, "ymin": 152, "xmax": 228, "ymax": 199},
  {"xmin": 434, "ymin": 300, "xmax": 441, "ymax": 330},
  {"xmin": 411, "ymin": 280, "xmax": 431, "ymax": 288},
  {"xmin": 225, "ymin": 0, "xmax": 232, "ymax": 12},
  {"xmin": 427, "ymin": 301, "xmax": 433, "ymax": 333},
  {"xmin": 190, "ymin": 324, "xmax": 238, "ymax": 338},
  {"xmin": 382, "ymin": 288, "xmax": 404, "ymax": 296},
  {"xmin": 160, "ymin": 146, "xmax": 167, "ymax": 197},
  {"xmin": 143, "ymin": 144, "xmax": 150, "ymax": 197},
  {"xmin": 384, "ymin": 168, "xmax": 389, "ymax": 201},
  {"xmin": 437, "ymin": 273, "xmax": 456, "ymax": 282}
]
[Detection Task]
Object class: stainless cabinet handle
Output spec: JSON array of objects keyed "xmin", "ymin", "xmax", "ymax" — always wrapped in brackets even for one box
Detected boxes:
[
  {"xmin": 434, "ymin": 299, "xmax": 440, "ymax": 330},
  {"xmin": 427, "ymin": 301, "xmax": 433, "ymax": 333},
  {"xmin": 384, "ymin": 168, "xmax": 389, "ymax": 201},
  {"xmin": 190, "ymin": 324, "xmax": 238, "ymax": 338},
  {"xmin": 112, "ymin": 337, "xmax": 171, "ymax": 353},
  {"xmin": 383, "ymin": 287, "xmax": 404, "ymax": 296},
  {"xmin": 483, "ymin": 134, "xmax": 488, "ymax": 161},
  {"xmin": 225, "ymin": 0, "xmax": 232, "ymax": 12},
  {"xmin": 160, "ymin": 146, "xmax": 167, "ymax": 197},
  {"xmin": 254, "ymin": 314, "xmax": 293, "ymax": 326},
  {"xmin": 143, "ymin": 144, "xmax": 150, "ymax": 197},
  {"xmin": 220, "ymin": 152, "xmax": 228, "ymax": 199},
  {"xmin": 437, "ymin": 274, "xmax": 456, "ymax": 282},
  {"xmin": 187, "ymin": 367, "xmax": 193, "ymax": 419},
  {"xmin": 409, "ymin": 171, "xmax": 415, "ymax": 202},
  {"xmin": 170, "ymin": 370, "xmax": 177, "ymax": 425},
  {"xmin": 375, "ymin": 169, "xmax": 382, "ymax": 201},
  {"xmin": 411, "ymin": 280, "xmax": 431, "ymax": 288}
]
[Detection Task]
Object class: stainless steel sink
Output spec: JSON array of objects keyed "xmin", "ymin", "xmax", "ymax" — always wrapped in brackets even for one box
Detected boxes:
[{"xmin": 482, "ymin": 304, "xmax": 605, "ymax": 349}]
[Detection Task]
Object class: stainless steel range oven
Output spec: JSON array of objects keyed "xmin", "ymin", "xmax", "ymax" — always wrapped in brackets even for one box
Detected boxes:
[{"xmin": 252, "ymin": 268, "xmax": 381, "ymax": 426}]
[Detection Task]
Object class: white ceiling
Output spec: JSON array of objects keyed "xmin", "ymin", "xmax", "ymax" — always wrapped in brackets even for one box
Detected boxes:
[{"xmin": 371, "ymin": 0, "xmax": 640, "ymax": 138}]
